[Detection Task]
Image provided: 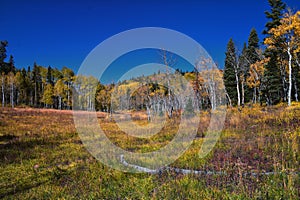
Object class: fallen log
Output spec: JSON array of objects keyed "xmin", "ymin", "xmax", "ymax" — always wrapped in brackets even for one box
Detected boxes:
[{"xmin": 120, "ymin": 155, "xmax": 299, "ymax": 176}]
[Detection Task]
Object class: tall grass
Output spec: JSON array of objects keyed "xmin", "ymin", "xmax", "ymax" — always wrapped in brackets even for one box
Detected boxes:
[{"xmin": 0, "ymin": 105, "xmax": 299, "ymax": 199}]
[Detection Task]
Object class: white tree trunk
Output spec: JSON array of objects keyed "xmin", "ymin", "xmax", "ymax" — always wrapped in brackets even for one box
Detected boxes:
[
  {"xmin": 241, "ymin": 76, "xmax": 245, "ymax": 107},
  {"xmin": 280, "ymin": 60, "xmax": 288, "ymax": 102},
  {"xmin": 146, "ymin": 105, "xmax": 151, "ymax": 121},
  {"xmin": 10, "ymin": 75, "xmax": 14, "ymax": 108},
  {"xmin": 287, "ymin": 44, "xmax": 292, "ymax": 106},
  {"xmin": 225, "ymin": 91, "xmax": 232, "ymax": 107},
  {"xmin": 11, "ymin": 81, "xmax": 14, "ymax": 108},
  {"xmin": 234, "ymin": 68, "xmax": 241, "ymax": 107},
  {"xmin": 209, "ymin": 80, "xmax": 216, "ymax": 110}
]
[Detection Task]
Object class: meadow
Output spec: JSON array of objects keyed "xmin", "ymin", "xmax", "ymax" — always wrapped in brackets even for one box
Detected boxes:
[{"xmin": 0, "ymin": 104, "xmax": 299, "ymax": 199}]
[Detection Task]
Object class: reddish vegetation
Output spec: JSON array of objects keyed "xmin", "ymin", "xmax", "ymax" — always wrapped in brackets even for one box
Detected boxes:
[{"xmin": 0, "ymin": 106, "xmax": 299, "ymax": 198}]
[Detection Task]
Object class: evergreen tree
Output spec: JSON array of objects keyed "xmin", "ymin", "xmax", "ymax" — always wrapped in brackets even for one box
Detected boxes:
[
  {"xmin": 245, "ymin": 28, "xmax": 260, "ymax": 103},
  {"xmin": 247, "ymin": 28, "xmax": 260, "ymax": 63},
  {"xmin": 8, "ymin": 55, "xmax": 16, "ymax": 73},
  {"xmin": 263, "ymin": 0, "xmax": 286, "ymax": 105},
  {"xmin": 0, "ymin": 41, "xmax": 8, "ymax": 64},
  {"xmin": 47, "ymin": 66, "xmax": 53, "ymax": 85},
  {"xmin": 0, "ymin": 41, "xmax": 9, "ymax": 74},
  {"xmin": 224, "ymin": 38, "xmax": 238, "ymax": 105},
  {"xmin": 263, "ymin": 0, "xmax": 286, "ymax": 35}
]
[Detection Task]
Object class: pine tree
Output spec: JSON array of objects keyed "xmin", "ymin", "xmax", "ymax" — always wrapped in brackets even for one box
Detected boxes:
[
  {"xmin": 8, "ymin": 55, "xmax": 16, "ymax": 73},
  {"xmin": 245, "ymin": 28, "xmax": 260, "ymax": 103},
  {"xmin": 263, "ymin": 0, "xmax": 286, "ymax": 35},
  {"xmin": 263, "ymin": 0, "xmax": 286, "ymax": 105},
  {"xmin": 224, "ymin": 38, "xmax": 238, "ymax": 105},
  {"xmin": 247, "ymin": 29, "xmax": 260, "ymax": 63},
  {"xmin": 0, "ymin": 41, "xmax": 8, "ymax": 64},
  {"xmin": 47, "ymin": 66, "xmax": 53, "ymax": 85},
  {"xmin": 0, "ymin": 41, "xmax": 9, "ymax": 74}
]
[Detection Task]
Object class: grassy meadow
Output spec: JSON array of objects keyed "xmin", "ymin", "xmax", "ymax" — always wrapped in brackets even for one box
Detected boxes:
[{"xmin": 0, "ymin": 104, "xmax": 299, "ymax": 199}]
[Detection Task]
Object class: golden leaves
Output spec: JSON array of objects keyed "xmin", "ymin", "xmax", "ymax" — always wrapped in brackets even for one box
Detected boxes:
[
  {"xmin": 264, "ymin": 10, "xmax": 300, "ymax": 56},
  {"xmin": 246, "ymin": 58, "xmax": 269, "ymax": 88}
]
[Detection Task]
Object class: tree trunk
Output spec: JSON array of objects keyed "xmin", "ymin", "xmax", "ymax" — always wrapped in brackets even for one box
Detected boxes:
[
  {"xmin": 210, "ymin": 81, "xmax": 216, "ymax": 110},
  {"xmin": 10, "ymin": 74, "xmax": 14, "ymax": 108},
  {"xmin": 146, "ymin": 105, "xmax": 151, "ymax": 121},
  {"xmin": 241, "ymin": 76, "xmax": 245, "ymax": 107},
  {"xmin": 287, "ymin": 44, "xmax": 292, "ymax": 106},
  {"xmin": 234, "ymin": 68, "xmax": 241, "ymax": 107},
  {"xmin": 225, "ymin": 91, "xmax": 232, "ymax": 108}
]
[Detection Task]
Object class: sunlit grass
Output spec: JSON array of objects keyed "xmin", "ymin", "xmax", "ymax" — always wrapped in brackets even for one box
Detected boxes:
[{"xmin": 0, "ymin": 106, "xmax": 299, "ymax": 199}]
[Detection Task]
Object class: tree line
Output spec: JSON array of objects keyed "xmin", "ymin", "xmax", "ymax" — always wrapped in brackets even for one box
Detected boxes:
[
  {"xmin": 224, "ymin": 0, "xmax": 300, "ymax": 107},
  {"xmin": 0, "ymin": 57, "xmax": 75, "ymax": 109},
  {"xmin": 1, "ymin": 0, "xmax": 299, "ymax": 112}
]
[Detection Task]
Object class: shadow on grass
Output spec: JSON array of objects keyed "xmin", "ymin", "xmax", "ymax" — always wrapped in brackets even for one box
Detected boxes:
[
  {"xmin": 0, "ymin": 134, "xmax": 18, "ymax": 145},
  {"xmin": 0, "ymin": 136, "xmax": 73, "ymax": 198},
  {"xmin": 0, "ymin": 136, "xmax": 60, "ymax": 165},
  {"xmin": 0, "ymin": 176, "xmax": 50, "ymax": 198}
]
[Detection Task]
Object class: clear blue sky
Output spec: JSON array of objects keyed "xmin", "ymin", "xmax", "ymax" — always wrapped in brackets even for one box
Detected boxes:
[{"xmin": 1, "ymin": 0, "xmax": 299, "ymax": 77}]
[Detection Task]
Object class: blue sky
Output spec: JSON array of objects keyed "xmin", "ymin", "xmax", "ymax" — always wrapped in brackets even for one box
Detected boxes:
[{"xmin": 1, "ymin": 0, "xmax": 299, "ymax": 82}]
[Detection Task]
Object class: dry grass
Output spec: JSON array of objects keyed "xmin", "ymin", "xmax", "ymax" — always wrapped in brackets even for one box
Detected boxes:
[{"xmin": 0, "ymin": 105, "xmax": 299, "ymax": 199}]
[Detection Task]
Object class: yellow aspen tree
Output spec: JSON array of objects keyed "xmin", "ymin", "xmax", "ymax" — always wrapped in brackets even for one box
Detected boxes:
[
  {"xmin": 247, "ymin": 58, "xmax": 269, "ymax": 104},
  {"xmin": 265, "ymin": 9, "xmax": 300, "ymax": 106}
]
